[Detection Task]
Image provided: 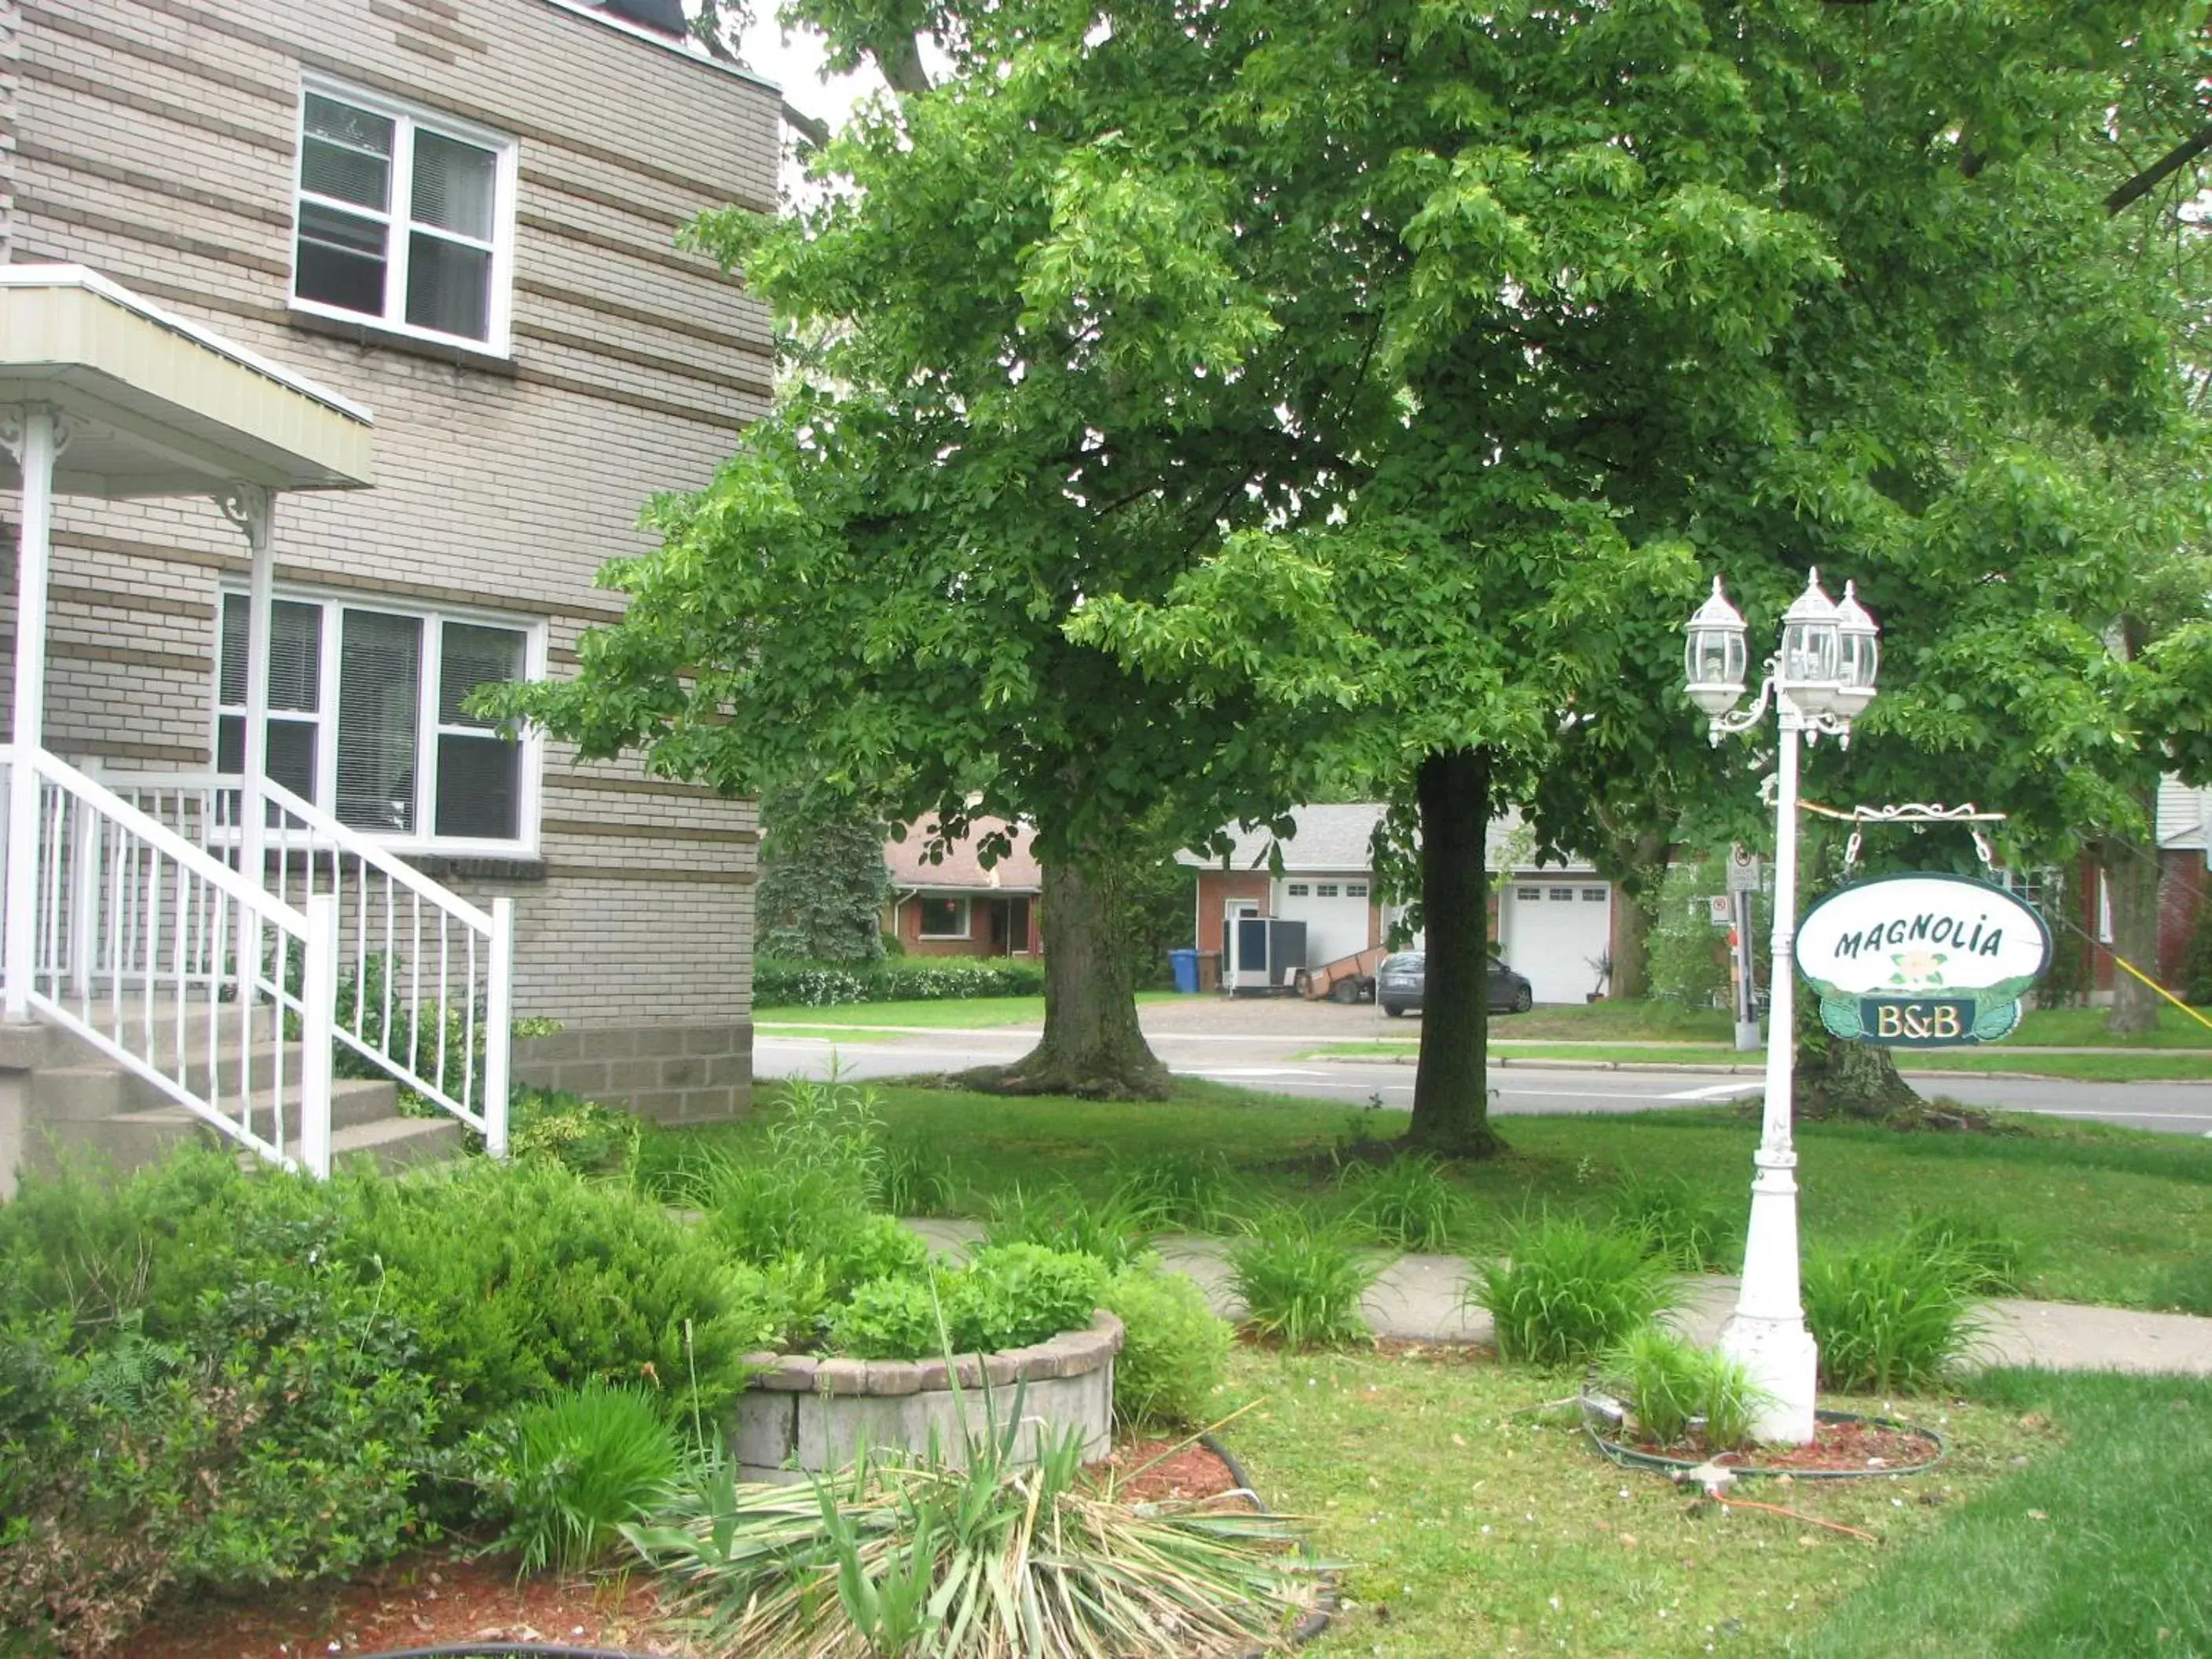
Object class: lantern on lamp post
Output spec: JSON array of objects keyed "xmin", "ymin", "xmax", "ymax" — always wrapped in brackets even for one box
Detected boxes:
[{"xmin": 1682, "ymin": 568, "xmax": 1880, "ymax": 1444}]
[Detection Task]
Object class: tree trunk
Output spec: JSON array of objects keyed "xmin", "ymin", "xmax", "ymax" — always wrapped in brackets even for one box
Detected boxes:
[
  {"xmin": 1602, "ymin": 827, "xmax": 1668, "ymax": 1001},
  {"xmin": 962, "ymin": 854, "xmax": 1171, "ymax": 1100},
  {"xmin": 1406, "ymin": 747, "xmax": 1505, "ymax": 1157},
  {"xmin": 2098, "ymin": 828, "xmax": 2164, "ymax": 1036},
  {"xmin": 1793, "ymin": 966, "xmax": 1922, "ymax": 1120}
]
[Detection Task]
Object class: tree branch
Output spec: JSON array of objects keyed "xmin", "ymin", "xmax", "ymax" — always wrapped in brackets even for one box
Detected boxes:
[
  {"xmin": 782, "ymin": 99, "xmax": 831, "ymax": 151},
  {"xmin": 2108, "ymin": 125, "xmax": 2212, "ymax": 214}
]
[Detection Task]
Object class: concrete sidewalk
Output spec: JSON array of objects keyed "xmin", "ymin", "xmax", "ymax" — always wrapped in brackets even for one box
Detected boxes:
[{"xmin": 910, "ymin": 1219, "xmax": 2212, "ymax": 1375}]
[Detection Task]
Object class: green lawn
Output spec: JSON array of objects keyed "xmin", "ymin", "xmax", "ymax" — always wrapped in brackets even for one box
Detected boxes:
[
  {"xmin": 1218, "ymin": 1350, "xmax": 2210, "ymax": 1657},
  {"xmin": 1301, "ymin": 1039, "xmax": 2212, "ymax": 1082},
  {"xmin": 665, "ymin": 1080, "xmax": 2212, "ymax": 1310}
]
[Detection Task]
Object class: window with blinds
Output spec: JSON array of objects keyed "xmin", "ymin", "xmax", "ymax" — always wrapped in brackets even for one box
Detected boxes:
[
  {"xmin": 215, "ymin": 592, "xmax": 537, "ymax": 848},
  {"xmin": 292, "ymin": 82, "xmax": 515, "ymax": 352}
]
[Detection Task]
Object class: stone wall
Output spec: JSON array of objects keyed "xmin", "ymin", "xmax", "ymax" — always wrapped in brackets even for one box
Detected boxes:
[{"xmin": 730, "ymin": 1313, "xmax": 1123, "ymax": 1483}]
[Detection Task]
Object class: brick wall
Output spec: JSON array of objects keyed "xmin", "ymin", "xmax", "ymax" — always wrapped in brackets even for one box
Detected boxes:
[{"xmin": 2, "ymin": 0, "xmax": 782, "ymax": 1116}]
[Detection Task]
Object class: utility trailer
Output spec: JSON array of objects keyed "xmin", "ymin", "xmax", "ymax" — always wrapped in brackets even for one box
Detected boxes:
[{"xmin": 1296, "ymin": 944, "xmax": 1389, "ymax": 1003}]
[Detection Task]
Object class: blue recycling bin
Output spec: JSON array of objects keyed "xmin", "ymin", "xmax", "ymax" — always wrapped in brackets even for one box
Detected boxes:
[{"xmin": 1169, "ymin": 948, "xmax": 1201, "ymax": 993}]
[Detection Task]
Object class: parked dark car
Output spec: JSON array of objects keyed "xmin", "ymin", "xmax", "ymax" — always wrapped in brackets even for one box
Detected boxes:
[{"xmin": 1376, "ymin": 951, "xmax": 1533, "ymax": 1018}]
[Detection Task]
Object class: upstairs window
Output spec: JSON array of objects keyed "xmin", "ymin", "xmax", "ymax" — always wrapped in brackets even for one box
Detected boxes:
[
  {"xmin": 217, "ymin": 591, "xmax": 541, "ymax": 851},
  {"xmin": 292, "ymin": 82, "xmax": 516, "ymax": 352}
]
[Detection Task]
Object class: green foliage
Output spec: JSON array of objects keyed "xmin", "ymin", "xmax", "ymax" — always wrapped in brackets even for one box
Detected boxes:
[
  {"xmin": 983, "ymin": 1180, "xmax": 1163, "ymax": 1271},
  {"xmin": 2181, "ymin": 903, "xmax": 2212, "ymax": 1006},
  {"xmin": 1600, "ymin": 1328, "xmax": 1761, "ymax": 1452},
  {"xmin": 630, "ymin": 1408, "xmax": 1320, "ymax": 1658},
  {"xmin": 877, "ymin": 1138, "xmax": 960, "ymax": 1217},
  {"xmin": 1339, "ymin": 1153, "xmax": 1463, "ymax": 1251},
  {"xmin": 950, "ymin": 1244, "xmax": 1108, "ymax": 1355},
  {"xmin": 825, "ymin": 1273, "xmax": 949, "ymax": 1361},
  {"xmin": 1474, "ymin": 1216, "xmax": 1674, "ymax": 1368},
  {"xmin": 1610, "ymin": 1170, "xmax": 1743, "ymax": 1273},
  {"xmin": 1227, "ymin": 1208, "xmax": 1379, "ymax": 1350},
  {"xmin": 478, "ymin": 1382, "xmax": 681, "ymax": 1575},
  {"xmin": 754, "ymin": 954, "xmax": 1046, "ymax": 1008},
  {"xmin": 1898, "ymin": 1209, "xmax": 2031, "ymax": 1295},
  {"xmin": 1645, "ymin": 861, "xmax": 1730, "ymax": 1011},
  {"xmin": 2151, "ymin": 1252, "xmax": 2212, "ymax": 1315},
  {"xmin": 756, "ymin": 783, "xmax": 893, "ymax": 963},
  {"xmin": 1100, "ymin": 1264, "xmax": 1232, "ymax": 1430},
  {"xmin": 1109, "ymin": 1149, "xmax": 1235, "ymax": 1232},
  {"xmin": 507, "ymin": 1085, "xmax": 642, "ymax": 1179},
  {"xmin": 1802, "ymin": 1241, "xmax": 1983, "ymax": 1393}
]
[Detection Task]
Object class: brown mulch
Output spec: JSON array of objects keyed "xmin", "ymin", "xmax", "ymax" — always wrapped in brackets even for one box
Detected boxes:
[
  {"xmin": 1086, "ymin": 1436, "xmax": 1243, "ymax": 1503},
  {"xmin": 112, "ymin": 1549, "xmax": 686, "ymax": 1659},
  {"xmin": 1624, "ymin": 1415, "xmax": 1940, "ymax": 1474}
]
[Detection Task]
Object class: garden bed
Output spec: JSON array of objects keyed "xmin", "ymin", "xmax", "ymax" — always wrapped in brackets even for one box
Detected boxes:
[
  {"xmin": 1586, "ymin": 1406, "xmax": 1946, "ymax": 1478},
  {"xmin": 731, "ymin": 1312, "xmax": 1123, "ymax": 1481}
]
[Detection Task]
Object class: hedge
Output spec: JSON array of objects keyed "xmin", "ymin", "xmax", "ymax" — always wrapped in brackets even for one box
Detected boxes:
[{"xmin": 755, "ymin": 954, "xmax": 1046, "ymax": 1007}]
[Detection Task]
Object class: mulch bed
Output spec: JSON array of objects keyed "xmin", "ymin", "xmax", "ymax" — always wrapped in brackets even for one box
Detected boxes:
[
  {"xmin": 1086, "ymin": 1435, "xmax": 1243, "ymax": 1503},
  {"xmin": 112, "ymin": 1550, "xmax": 684, "ymax": 1659},
  {"xmin": 1618, "ymin": 1415, "xmax": 1940, "ymax": 1475}
]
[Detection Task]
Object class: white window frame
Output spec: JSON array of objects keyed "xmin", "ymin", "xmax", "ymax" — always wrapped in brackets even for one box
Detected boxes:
[
  {"xmin": 917, "ymin": 895, "xmax": 971, "ymax": 939},
  {"xmin": 290, "ymin": 75, "xmax": 520, "ymax": 355},
  {"xmin": 1346, "ymin": 883, "xmax": 1368, "ymax": 899},
  {"xmin": 214, "ymin": 584, "xmax": 547, "ymax": 857}
]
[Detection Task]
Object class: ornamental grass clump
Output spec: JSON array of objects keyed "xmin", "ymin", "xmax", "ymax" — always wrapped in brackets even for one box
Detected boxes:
[
  {"xmin": 482, "ymin": 1382, "xmax": 682, "ymax": 1574},
  {"xmin": 629, "ymin": 1390, "xmax": 1322, "ymax": 1658},
  {"xmin": 1803, "ymin": 1238, "xmax": 1984, "ymax": 1392},
  {"xmin": 1228, "ymin": 1207, "xmax": 1380, "ymax": 1349},
  {"xmin": 1340, "ymin": 1152, "xmax": 1463, "ymax": 1251},
  {"xmin": 983, "ymin": 1179, "xmax": 1164, "ymax": 1270},
  {"xmin": 1474, "ymin": 1214, "xmax": 1673, "ymax": 1367},
  {"xmin": 1609, "ymin": 1169, "xmax": 1742, "ymax": 1273},
  {"xmin": 1111, "ymin": 1148, "xmax": 1238, "ymax": 1231},
  {"xmin": 1600, "ymin": 1328, "xmax": 1763, "ymax": 1452}
]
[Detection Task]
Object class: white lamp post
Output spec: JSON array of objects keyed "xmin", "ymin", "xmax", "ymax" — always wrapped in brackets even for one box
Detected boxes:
[{"xmin": 1683, "ymin": 568, "xmax": 1879, "ymax": 1444}]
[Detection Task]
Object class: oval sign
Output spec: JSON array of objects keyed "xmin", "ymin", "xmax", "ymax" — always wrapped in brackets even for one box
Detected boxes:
[{"xmin": 1795, "ymin": 873, "xmax": 2051, "ymax": 1003}]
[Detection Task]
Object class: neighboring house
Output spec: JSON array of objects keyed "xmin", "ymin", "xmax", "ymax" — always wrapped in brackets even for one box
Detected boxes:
[
  {"xmin": 0, "ymin": 0, "xmax": 778, "ymax": 1174},
  {"xmin": 1179, "ymin": 803, "xmax": 1615, "ymax": 1005},
  {"xmin": 884, "ymin": 817, "xmax": 1043, "ymax": 958}
]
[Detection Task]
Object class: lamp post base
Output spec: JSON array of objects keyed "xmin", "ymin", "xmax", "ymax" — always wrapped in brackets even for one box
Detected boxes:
[{"xmin": 1719, "ymin": 1312, "xmax": 1818, "ymax": 1444}]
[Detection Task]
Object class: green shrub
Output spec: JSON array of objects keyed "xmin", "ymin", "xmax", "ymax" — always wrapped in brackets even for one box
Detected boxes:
[
  {"xmin": 753, "ymin": 954, "xmax": 1046, "ymax": 1007},
  {"xmin": 983, "ymin": 1181, "xmax": 1163, "ymax": 1271},
  {"xmin": 338, "ymin": 1158, "xmax": 777, "ymax": 1434},
  {"xmin": 1600, "ymin": 1328, "xmax": 1761, "ymax": 1451},
  {"xmin": 507, "ymin": 1086, "xmax": 643, "ymax": 1179},
  {"xmin": 1897, "ymin": 1209, "xmax": 2029, "ymax": 1295},
  {"xmin": 1646, "ymin": 859, "xmax": 1730, "ymax": 1008},
  {"xmin": 1610, "ymin": 1170, "xmax": 1742, "ymax": 1273},
  {"xmin": 1340, "ymin": 1154, "xmax": 1462, "ymax": 1251},
  {"xmin": 1227, "ymin": 1208, "xmax": 1379, "ymax": 1349},
  {"xmin": 1101, "ymin": 1264, "xmax": 1231, "ymax": 1429},
  {"xmin": 1802, "ymin": 1240, "xmax": 1982, "ymax": 1392},
  {"xmin": 826, "ymin": 1273, "xmax": 948, "ymax": 1359},
  {"xmin": 950, "ymin": 1243, "xmax": 1108, "ymax": 1353},
  {"xmin": 1474, "ymin": 1215, "xmax": 1672, "ymax": 1367},
  {"xmin": 479, "ymin": 1382, "xmax": 680, "ymax": 1574}
]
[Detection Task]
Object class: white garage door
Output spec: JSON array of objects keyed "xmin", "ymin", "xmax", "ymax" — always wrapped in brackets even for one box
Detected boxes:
[
  {"xmin": 1501, "ymin": 881, "xmax": 1613, "ymax": 1003},
  {"xmin": 1275, "ymin": 877, "xmax": 1373, "ymax": 967}
]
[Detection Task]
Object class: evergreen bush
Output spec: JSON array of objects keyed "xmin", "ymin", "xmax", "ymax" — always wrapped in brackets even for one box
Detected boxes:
[
  {"xmin": 1646, "ymin": 858, "xmax": 1731, "ymax": 1009},
  {"xmin": 1101, "ymin": 1263, "xmax": 1232, "ymax": 1428},
  {"xmin": 754, "ymin": 954, "xmax": 1046, "ymax": 1007}
]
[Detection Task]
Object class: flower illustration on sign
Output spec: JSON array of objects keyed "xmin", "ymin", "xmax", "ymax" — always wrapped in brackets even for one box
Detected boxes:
[{"xmin": 1888, "ymin": 948, "xmax": 1948, "ymax": 987}]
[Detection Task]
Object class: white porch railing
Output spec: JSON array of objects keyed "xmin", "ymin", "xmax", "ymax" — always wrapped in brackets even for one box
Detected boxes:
[
  {"xmin": 102, "ymin": 770, "xmax": 512, "ymax": 1157},
  {"xmin": 0, "ymin": 745, "xmax": 336, "ymax": 1174}
]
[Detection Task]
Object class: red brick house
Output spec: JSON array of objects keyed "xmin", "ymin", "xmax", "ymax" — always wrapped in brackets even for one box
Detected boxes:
[{"xmin": 884, "ymin": 817, "xmax": 1043, "ymax": 958}]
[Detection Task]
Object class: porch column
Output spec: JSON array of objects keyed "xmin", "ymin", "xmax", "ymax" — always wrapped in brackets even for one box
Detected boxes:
[
  {"xmin": 217, "ymin": 485, "xmax": 273, "ymax": 983},
  {"xmin": 5, "ymin": 408, "xmax": 66, "ymax": 1020}
]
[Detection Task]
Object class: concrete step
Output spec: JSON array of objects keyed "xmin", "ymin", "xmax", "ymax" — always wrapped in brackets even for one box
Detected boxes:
[
  {"xmin": 0, "ymin": 1000, "xmax": 279, "ymax": 1071},
  {"xmin": 28, "ymin": 1068, "xmax": 396, "ymax": 1130},
  {"xmin": 24, "ymin": 1093, "xmax": 461, "ymax": 1178},
  {"xmin": 331, "ymin": 1113, "xmax": 464, "ymax": 1173}
]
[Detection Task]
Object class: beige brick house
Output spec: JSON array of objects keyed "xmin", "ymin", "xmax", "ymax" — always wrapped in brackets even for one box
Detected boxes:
[{"xmin": 0, "ymin": 0, "xmax": 775, "ymax": 1146}]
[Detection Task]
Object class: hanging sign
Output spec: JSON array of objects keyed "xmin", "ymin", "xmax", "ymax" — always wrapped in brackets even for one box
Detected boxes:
[{"xmin": 1793, "ymin": 872, "xmax": 2050, "ymax": 1046}]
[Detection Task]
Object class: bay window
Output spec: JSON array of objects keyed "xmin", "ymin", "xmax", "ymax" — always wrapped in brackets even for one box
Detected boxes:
[{"xmin": 217, "ymin": 591, "xmax": 540, "ymax": 850}]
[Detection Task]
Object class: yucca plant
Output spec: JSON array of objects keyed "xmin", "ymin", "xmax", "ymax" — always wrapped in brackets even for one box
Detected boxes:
[
  {"xmin": 1339, "ymin": 1153, "xmax": 1463, "ymax": 1251},
  {"xmin": 1600, "ymin": 1327, "xmax": 1763, "ymax": 1451},
  {"xmin": 483, "ymin": 1382, "xmax": 681, "ymax": 1574},
  {"xmin": 1473, "ymin": 1214, "xmax": 1673, "ymax": 1367},
  {"xmin": 1227, "ymin": 1207, "xmax": 1380, "ymax": 1349},
  {"xmin": 627, "ymin": 1389, "xmax": 1321, "ymax": 1657},
  {"xmin": 1802, "ymin": 1240, "xmax": 1984, "ymax": 1392}
]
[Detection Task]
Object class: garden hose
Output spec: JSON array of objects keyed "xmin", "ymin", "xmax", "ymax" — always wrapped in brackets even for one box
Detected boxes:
[
  {"xmin": 1581, "ymin": 1403, "xmax": 1947, "ymax": 1481},
  {"xmin": 1203, "ymin": 1431, "xmax": 1339, "ymax": 1652}
]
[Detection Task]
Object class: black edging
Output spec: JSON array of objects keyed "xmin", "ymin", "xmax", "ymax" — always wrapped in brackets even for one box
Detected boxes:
[
  {"xmin": 1584, "ymin": 1405, "xmax": 1947, "ymax": 1481},
  {"xmin": 1203, "ymin": 1431, "xmax": 1340, "ymax": 1652}
]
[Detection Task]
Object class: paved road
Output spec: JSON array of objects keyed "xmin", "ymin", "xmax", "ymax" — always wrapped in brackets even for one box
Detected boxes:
[{"xmin": 756, "ymin": 1001, "xmax": 2212, "ymax": 1137}]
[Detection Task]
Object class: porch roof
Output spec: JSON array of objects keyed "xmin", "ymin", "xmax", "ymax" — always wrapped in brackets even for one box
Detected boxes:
[{"xmin": 0, "ymin": 265, "xmax": 374, "ymax": 496}]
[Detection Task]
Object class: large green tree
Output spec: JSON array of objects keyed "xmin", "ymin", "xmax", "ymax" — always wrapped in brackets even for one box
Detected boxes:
[{"xmin": 1075, "ymin": 0, "xmax": 2210, "ymax": 1144}]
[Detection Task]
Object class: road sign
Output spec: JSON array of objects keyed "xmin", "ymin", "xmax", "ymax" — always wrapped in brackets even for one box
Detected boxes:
[{"xmin": 1727, "ymin": 846, "xmax": 1763, "ymax": 893}]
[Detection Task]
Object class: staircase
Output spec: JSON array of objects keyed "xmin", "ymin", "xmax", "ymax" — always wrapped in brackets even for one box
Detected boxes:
[
  {"xmin": 0, "ymin": 997, "xmax": 461, "ymax": 1194},
  {"xmin": 0, "ymin": 746, "xmax": 508, "ymax": 1191}
]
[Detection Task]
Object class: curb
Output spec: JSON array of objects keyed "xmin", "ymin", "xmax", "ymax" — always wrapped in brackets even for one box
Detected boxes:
[{"xmin": 1302, "ymin": 1053, "xmax": 2163, "ymax": 1083}]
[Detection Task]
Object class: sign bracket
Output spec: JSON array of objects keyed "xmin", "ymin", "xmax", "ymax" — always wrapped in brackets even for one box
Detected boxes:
[{"xmin": 1800, "ymin": 800, "xmax": 2009, "ymax": 873}]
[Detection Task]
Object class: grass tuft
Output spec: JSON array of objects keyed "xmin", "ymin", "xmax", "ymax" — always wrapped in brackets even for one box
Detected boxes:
[
  {"xmin": 1227, "ymin": 1207, "xmax": 1380, "ymax": 1349},
  {"xmin": 1608, "ymin": 1168, "xmax": 1742, "ymax": 1272},
  {"xmin": 485, "ymin": 1382, "xmax": 680, "ymax": 1574},
  {"xmin": 1802, "ymin": 1238, "xmax": 1983, "ymax": 1392},
  {"xmin": 1473, "ymin": 1214, "xmax": 1673, "ymax": 1367},
  {"xmin": 1599, "ymin": 1327, "xmax": 1762, "ymax": 1451}
]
